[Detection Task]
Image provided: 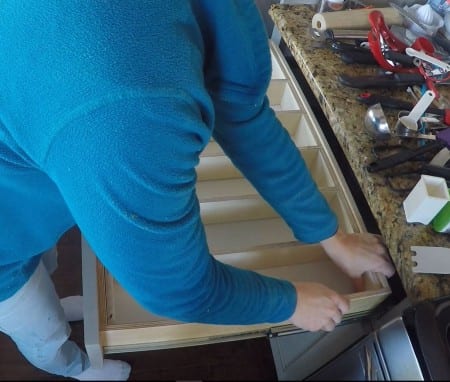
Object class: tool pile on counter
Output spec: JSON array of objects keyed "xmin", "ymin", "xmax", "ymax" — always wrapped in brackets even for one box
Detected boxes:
[{"xmin": 310, "ymin": 0, "xmax": 450, "ymax": 235}]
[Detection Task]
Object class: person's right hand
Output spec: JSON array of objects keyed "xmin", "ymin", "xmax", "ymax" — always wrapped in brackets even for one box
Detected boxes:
[{"xmin": 288, "ymin": 282, "xmax": 350, "ymax": 332}]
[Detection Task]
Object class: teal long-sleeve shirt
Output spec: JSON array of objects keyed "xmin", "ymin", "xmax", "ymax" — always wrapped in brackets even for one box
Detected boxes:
[{"xmin": 0, "ymin": 0, "xmax": 338, "ymax": 324}]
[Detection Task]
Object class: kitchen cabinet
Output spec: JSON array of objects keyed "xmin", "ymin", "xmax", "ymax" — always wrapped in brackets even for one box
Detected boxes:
[
  {"xmin": 269, "ymin": 319, "xmax": 371, "ymax": 380},
  {"xmin": 81, "ymin": 41, "xmax": 391, "ymax": 368}
]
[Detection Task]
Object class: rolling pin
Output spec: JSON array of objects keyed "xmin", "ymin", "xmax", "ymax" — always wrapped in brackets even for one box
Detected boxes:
[{"xmin": 312, "ymin": 7, "xmax": 403, "ymax": 31}]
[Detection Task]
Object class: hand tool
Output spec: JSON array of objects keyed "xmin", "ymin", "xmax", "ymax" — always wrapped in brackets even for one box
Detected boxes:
[
  {"xmin": 338, "ymin": 72, "xmax": 425, "ymax": 88},
  {"xmin": 423, "ymin": 147, "xmax": 450, "ymax": 180},
  {"xmin": 367, "ymin": 140, "xmax": 446, "ymax": 172},
  {"xmin": 367, "ymin": 10, "xmax": 414, "ymax": 73},
  {"xmin": 357, "ymin": 92, "xmax": 450, "ymax": 125}
]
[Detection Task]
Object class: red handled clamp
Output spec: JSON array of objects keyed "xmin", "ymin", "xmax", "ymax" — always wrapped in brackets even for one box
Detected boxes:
[{"xmin": 367, "ymin": 10, "xmax": 416, "ymax": 73}]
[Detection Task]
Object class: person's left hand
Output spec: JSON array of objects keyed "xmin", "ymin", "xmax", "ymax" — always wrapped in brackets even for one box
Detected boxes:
[{"xmin": 320, "ymin": 230, "xmax": 395, "ymax": 280}]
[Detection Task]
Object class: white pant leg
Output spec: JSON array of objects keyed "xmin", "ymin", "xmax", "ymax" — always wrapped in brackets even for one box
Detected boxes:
[
  {"xmin": 41, "ymin": 245, "xmax": 59, "ymax": 275},
  {"xmin": 0, "ymin": 261, "xmax": 89, "ymax": 377}
]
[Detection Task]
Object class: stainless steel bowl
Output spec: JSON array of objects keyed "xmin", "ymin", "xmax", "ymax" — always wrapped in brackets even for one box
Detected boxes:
[{"xmin": 364, "ymin": 103, "xmax": 391, "ymax": 140}]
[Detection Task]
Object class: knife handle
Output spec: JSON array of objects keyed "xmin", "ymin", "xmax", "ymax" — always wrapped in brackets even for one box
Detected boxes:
[
  {"xmin": 330, "ymin": 41, "xmax": 370, "ymax": 53},
  {"xmin": 338, "ymin": 73, "xmax": 425, "ymax": 89},
  {"xmin": 422, "ymin": 163, "xmax": 450, "ymax": 180},
  {"xmin": 383, "ymin": 51, "xmax": 416, "ymax": 67},
  {"xmin": 340, "ymin": 51, "xmax": 377, "ymax": 65},
  {"xmin": 367, "ymin": 141, "xmax": 444, "ymax": 172},
  {"xmin": 357, "ymin": 93, "xmax": 415, "ymax": 109}
]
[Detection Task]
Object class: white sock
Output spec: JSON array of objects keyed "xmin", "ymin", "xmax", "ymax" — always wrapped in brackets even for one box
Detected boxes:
[
  {"xmin": 73, "ymin": 359, "xmax": 131, "ymax": 381},
  {"xmin": 60, "ymin": 295, "xmax": 84, "ymax": 322}
]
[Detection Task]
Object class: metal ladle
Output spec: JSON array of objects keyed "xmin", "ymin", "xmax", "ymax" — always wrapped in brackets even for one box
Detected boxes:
[{"xmin": 364, "ymin": 103, "xmax": 391, "ymax": 140}]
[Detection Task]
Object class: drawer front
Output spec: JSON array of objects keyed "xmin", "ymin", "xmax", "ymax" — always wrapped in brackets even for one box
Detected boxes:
[{"xmin": 82, "ymin": 41, "xmax": 391, "ymax": 365}]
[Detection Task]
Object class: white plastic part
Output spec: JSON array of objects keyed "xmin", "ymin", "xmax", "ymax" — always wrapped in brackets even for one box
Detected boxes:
[
  {"xmin": 411, "ymin": 246, "xmax": 450, "ymax": 274},
  {"xmin": 398, "ymin": 90, "xmax": 436, "ymax": 131},
  {"xmin": 405, "ymin": 47, "xmax": 450, "ymax": 72},
  {"xmin": 403, "ymin": 174, "xmax": 450, "ymax": 224}
]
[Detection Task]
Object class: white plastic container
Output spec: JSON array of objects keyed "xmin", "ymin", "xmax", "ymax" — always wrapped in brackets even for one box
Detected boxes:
[{"xmin": 403, "ymin": 175, "xmax": 450, "ymax": 225}]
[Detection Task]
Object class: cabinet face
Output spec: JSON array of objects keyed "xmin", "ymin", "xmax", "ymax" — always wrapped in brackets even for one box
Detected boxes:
[{"xmin": 82, "ymin": 42, "xmax": 391, "ymax": 361}]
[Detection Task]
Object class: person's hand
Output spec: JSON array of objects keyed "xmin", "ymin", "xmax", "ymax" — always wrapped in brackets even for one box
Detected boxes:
[
  {"xmin": 320, "ymin": 230, "xmax": 395, "ymax": 279},
  {"xmin": 288, "ymin": 282, "xmax": 350, "ymax": 332}
]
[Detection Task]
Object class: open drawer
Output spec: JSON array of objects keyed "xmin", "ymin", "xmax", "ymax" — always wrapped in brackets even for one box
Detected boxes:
[
  {"xmin": 81, "ymin": 238, "xmax": 390, "ymax": 367},
  {"xmin": 81, "ymin": 41, "xmax": 391, "ymax": 367}
]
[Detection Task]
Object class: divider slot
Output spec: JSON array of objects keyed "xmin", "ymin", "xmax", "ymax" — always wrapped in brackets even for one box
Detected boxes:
[{"xmin": 267, "ymin": 79, "xmax": 300, "ymax": 111}]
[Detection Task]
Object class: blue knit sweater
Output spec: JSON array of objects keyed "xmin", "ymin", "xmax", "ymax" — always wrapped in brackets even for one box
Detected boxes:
[{"xmin": 0, "ymin": 0, "xmax": 338, "ymax": 324}]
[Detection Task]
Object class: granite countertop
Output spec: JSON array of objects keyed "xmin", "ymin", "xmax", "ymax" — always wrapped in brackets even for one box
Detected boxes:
[{"xmin": 269, "ymin": 4, "xmax": 450, "ymax": 302}]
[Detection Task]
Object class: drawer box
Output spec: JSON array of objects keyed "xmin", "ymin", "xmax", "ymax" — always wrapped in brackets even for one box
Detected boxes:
[
  {"xmin": 271, "ymin": 51, "xmax": 286, "ymax": 80},
  {"xmin": 276, "ymin": 110, "xmax": 318, "ymax": 147},
  {"xmin": 267, "ymin": 79, "xmax": 299, "ymax": 111},
  {"xmin": 82, "ymin": 239, "xmax": 390, "ymax": 365},
  {"xmin": 197, "ymin": 148, "xmax": 335, "ymax": 188},
  {"xmin": 202, "ymin": 111, "xmax": 318, "ymax": 157},
  {"xmin": 81, "ymin": 41, "xmax": 391, "ymax": 367},
  {"xmin": 199, "ymin": 189, "xmax": 359, "ymax": 233}
]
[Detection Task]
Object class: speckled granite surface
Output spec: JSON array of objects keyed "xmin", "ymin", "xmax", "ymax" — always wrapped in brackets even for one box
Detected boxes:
[{"xmin": 269, "ymin": 4, "xmax": 450, "ymax": 302}]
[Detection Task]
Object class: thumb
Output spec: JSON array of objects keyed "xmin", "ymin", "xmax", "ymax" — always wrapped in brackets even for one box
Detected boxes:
[{"xmin": 376, "ymin": 259, "xmax": 395, "ymax": 278}]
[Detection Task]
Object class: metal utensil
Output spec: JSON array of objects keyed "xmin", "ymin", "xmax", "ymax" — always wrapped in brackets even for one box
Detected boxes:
[
  {"xmin": 395, "ymin": 109, "xmax": 450, "ymax": 146},
  {"xmin": 357, "ymin": 92, "xmax": 450, "ymax": 125},
  {"xmin": 395, "ymin": 110, "xmax": 433, "ymax": 139},
  {"xmin": 364, "ymin": 103, "xmax": 391, "ymax": 139},
  {"xmin": 310, "ymin": 28, "xmax": 369, "ymax": 42}
]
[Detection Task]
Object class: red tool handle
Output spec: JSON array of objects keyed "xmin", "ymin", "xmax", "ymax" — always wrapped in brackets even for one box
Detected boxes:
[
  {"xmin": 442, "ymin": 110, "xmax": 450, "ymax": 126},
  {"xmin": 410, "ymin": 37, "xmax": 441, "ymax": 98},
  {"xmin": 368, "ymin": 10, "xmax": 408, "ymax": 53},
  {"xmin": 367, "ymin": 10, "xmax": 417, "ymax": 73}
]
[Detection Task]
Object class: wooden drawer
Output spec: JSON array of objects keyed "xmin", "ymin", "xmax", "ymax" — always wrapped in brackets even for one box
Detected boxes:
[
  {"xmin": 81, "ymin": 41, "xmax": 391, "ymax": 367},
  {"xmin": 82, "ymin": 240, "xmax": 390, "ymax": 365}
]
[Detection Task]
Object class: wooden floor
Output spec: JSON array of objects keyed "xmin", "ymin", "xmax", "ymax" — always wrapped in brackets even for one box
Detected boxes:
[{"xmin": 0, "ymin": 227, "xmax": 278, "ymax": 381}]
